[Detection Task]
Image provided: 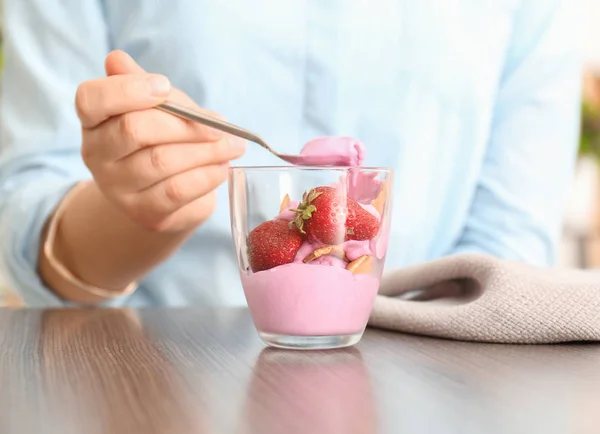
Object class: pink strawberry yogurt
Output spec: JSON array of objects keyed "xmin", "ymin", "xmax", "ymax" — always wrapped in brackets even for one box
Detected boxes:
[
  {"xmin": 241, "ymin": 265, "xmax": 379, "ymax": 336},
  {"xmin": 296, "ymin": 136, "xmax": 366, "ymax": 167},
  {"xmin": 240, "ymin": 137, "xmax": 389, "ymax": 341}
]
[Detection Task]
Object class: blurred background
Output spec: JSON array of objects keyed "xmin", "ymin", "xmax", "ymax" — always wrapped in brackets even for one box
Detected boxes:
[
  {"xmin": 0, "ymin": 2, "xmax": 599, "ymax": 306},
  {"xmin": 563, "ymin": 0, "xmax": 600, "ymax": 268}
]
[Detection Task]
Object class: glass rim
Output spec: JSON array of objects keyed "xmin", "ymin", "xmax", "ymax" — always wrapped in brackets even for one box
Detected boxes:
[{"xmin": 229, "ymin": 165, "xmax": 393, "ymax": 172}]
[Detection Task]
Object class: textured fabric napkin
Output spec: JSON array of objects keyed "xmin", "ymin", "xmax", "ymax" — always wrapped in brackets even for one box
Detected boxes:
[{"xmin": 369, "ymin": 253, "xmax": 600, "ymax": 344}]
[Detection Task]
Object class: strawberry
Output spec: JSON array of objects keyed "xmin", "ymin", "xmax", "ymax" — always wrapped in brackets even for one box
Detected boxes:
[
  {"xmin": 247, "ymin": 219, "xmax": 303, "ymax": 272},
  {"xmin": 291, "ymin": 187, "xmax": 347, "ymax": 244},
  {"xmin": 291, "ymin": 186, "xmax": 379, "ymax": 244},
  {"xmin": 345, "ymin": 201, "xmax": 380, "ymax": 241}
]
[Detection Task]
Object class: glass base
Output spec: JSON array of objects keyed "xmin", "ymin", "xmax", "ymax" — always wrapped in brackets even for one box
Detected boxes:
[{"xmin": 259, "ymin": 331, "xmax": 363, "ymax": 350}]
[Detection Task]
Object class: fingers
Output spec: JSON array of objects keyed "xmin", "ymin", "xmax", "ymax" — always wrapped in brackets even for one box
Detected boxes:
[
  {"xmin": 103, "ymin": 51, "xmax": 197, "ymax": 107},
  {"xmin": 105, "ymin": 50, "xmax": 146, "ymax": 76},
  {"xmin": 104, "ymin": 50, "xmax": 207, "ymax": 108},
  {"xmin": 83, "ymin": 108, "xmax": 225, "ymax": 162},
  {"xmin": 126, "ymin": 164, "xmax": 230, "ymax": 229},
  {"xmin": 102, "ymin": 51, "xmax": 198, "ymax": 110},
  {"xmin": 107, "ymin": 137, "xmax": 246, "ymax": 191},
  {"xmin": 77, "ymin": 50, "xmax": 238, "ymax": 233},
  {"xmin": 143, "ymin": 193, "xmax": 219, "ymax": 233},
  {"xmin": 75, "ymin": 74, "xmax": 171, "ymax": 129}
]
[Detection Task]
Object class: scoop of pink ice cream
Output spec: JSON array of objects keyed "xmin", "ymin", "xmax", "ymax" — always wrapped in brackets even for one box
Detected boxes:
[
  {"xmin": 297, "ymin": 137, "xmax": 383, "ymax": 203},
  {"xmin": 293, "ymin": 238, "xmax": 376, "ymax": 264},
  {"xmin": 309, "ymin": 255, "xmax": 347, "ymax": 268},
  {"xmin": 298, "ymin": 137, "xmax": 366, "ymax": 167},
  {"xmin": 343, "ymin": 240, "xmax": 372, "ymax": 262}
]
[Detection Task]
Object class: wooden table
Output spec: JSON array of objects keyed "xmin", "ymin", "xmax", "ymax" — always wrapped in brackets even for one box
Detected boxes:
[{"xmin": 1, "ymin": 308, "xmax": 599, "ymax": 434}]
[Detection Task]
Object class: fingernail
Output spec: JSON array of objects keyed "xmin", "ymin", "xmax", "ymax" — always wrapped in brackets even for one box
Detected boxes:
[{"xmin": 148, "ymin": 75, "xmax": 171, "ymax": 97}]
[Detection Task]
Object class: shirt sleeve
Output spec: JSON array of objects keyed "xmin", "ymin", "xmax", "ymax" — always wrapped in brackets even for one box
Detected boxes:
[
  {"xmin": 0, "ymin": 0, "xmax": 110, "ymax": 306},
  {"xmin": 450, "ymin": 0, "xmax": 583, "ymax": 266}
]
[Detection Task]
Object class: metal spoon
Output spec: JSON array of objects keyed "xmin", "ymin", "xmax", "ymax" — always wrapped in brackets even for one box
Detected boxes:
[{"xmin": 156, "ymin": 101, "xmax": 333, "ymax": 166}]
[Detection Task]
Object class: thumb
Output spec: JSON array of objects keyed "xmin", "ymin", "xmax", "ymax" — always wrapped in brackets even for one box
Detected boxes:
[{"xmin": 105, "ymin": 50, "xmax": 146, "ymax": 76}]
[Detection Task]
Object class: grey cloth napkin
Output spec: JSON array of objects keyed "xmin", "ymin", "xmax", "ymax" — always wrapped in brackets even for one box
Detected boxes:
[{"xmin": 369, "ymin": 253, "xmax": 600, "ymax": 344}]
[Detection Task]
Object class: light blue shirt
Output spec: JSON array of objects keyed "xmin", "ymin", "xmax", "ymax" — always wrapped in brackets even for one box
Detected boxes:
[{"xmin": 0, "ymin": 0, "xmax": 582, "ymax": 307}]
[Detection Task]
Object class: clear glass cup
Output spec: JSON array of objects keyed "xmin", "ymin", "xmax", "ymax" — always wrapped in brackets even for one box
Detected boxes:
[{"xmin": 229, "ymin": 166, "xmax": 393, "ymax": 350}]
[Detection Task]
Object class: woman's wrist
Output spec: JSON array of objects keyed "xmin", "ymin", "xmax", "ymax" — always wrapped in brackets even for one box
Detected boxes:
[
  {"xmin": 39, "ymin": 181, "xmax": 137, "ymax": 304},
  {"xmin": 38, "ymin": 180, "xmax": 196, "ymax": 304}
]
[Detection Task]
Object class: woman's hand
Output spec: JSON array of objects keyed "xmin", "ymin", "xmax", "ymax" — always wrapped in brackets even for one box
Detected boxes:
[{"xmin": 76, "ymin": 50, "xmax": 245, "ymax": 232}]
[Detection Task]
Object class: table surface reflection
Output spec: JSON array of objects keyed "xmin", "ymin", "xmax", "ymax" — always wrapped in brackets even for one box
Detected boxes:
[{"xmin": 0, "ymin": 307, "xmax": 599, "ymax": 434}]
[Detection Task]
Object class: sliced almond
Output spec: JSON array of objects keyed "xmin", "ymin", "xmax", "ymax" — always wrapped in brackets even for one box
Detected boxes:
[
  {"xmin": 279, "ymin": 194, "xmax": 291, "ymax": 213},
  {"xmin": 371, "ymin": 180, "xmax": 388, "ymax": 216},
  {"xmin": 303, "ymin": 245, "xmax": 347, "ymax": 263},
  {"xmin": 346, "ymin": 255, "xmax": 374, "ymax": 275}
]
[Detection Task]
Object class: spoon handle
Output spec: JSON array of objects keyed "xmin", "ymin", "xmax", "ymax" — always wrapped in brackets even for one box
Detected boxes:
[{"xmin": 156, "ymin": 101, "xmax": 276, "ymax": 154}]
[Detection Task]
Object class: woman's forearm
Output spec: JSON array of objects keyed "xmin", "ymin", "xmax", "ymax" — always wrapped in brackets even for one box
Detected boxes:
[{"xmin": 38, "ymin": 181, "xmax": 194, "ymax": 304}]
